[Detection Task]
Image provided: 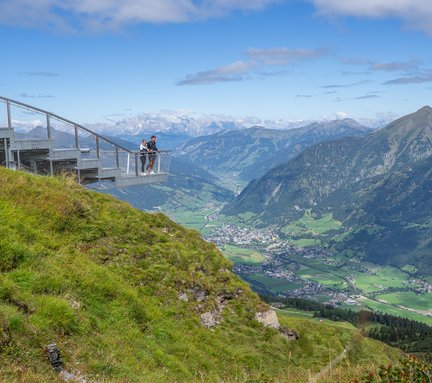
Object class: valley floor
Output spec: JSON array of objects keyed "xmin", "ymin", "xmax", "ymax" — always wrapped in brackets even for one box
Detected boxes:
[{"xmin": 161, "ymin": 197, "xmax": 432, "ymax": 325}]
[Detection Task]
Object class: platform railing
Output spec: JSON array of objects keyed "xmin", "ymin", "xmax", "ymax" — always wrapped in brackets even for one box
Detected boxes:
[{"xmin": 0, "ymin": 96, "xmax": 134, "ymax": 161}]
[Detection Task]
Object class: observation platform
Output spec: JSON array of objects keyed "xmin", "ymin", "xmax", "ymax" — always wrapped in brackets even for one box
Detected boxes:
[{"xmin": 0, "ymin": 96, "xmax": 171, "ymax": 188}]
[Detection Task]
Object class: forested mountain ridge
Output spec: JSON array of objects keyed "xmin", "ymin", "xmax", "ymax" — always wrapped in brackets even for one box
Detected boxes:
[{"xmin": 224, "ymin": 106, "xmax": 432, "ymax": 272}]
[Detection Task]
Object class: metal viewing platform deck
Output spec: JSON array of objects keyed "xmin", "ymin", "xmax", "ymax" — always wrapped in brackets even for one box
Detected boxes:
[{"xmin": 0, "ymin": 96, "xmax": 170, "ymax": 188}]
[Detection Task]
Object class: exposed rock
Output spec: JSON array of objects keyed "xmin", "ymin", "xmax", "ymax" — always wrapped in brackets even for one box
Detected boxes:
[
  {"xmin": 46, "ymin": 343, "xmax": 63, "ymax": 373},
  {"xmin": 59, "ymin": 370, "xmax": 90, "ymax": 383},
  {"xmin": 189, "ymin": 287, "xmax": 208, "ymax": 302},
  {"xmin": 200, "ymin": 311, "xmax": 219, "ymax": 328},
  {"xmin": 279, "ymin": 326, "xmax": 299, "ymax": 341},
  {"xmin": 46, "ymin": 344, "xmax": 93, "ymax": 382},
  {"xmin": 255, "ymin": 309, "xmax": 280, "ymax": 329},
  {"xmin": 255, "ymin": 310, "xmax": 299, "ymax": 341},
  {"xmin": 178, "ymin": 293, "xmax": 189, "ymax": 302}
]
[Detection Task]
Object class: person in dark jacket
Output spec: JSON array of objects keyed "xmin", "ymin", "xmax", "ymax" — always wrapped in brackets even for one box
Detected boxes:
[
  {"xmin": 146, "ymin": 135, "xmax": 159, "ymax": 174},
  {"xmin": 139, "ymin": 139, "xmax": 148, "ymax": 174}
]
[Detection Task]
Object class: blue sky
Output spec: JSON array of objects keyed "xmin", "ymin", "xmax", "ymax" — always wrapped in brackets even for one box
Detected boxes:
[{"xmin": 0, "ymin": 0, "xmax": 432, "ymax": 124}]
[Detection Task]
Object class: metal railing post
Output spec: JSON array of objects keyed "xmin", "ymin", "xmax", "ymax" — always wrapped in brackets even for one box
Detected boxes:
[
  {"xmin": 46, "ymin": 113, "xmax": 51, "ymax": 139},
  {"xmin": 74, "ymin": 125, "xmax": 79, "ymax": 149},
  {"xmin": 4, "ymin": 139, "xmax": 8, "ymax": 168},
  {"xmin": 115, "ymin": 147, "xmax": 119, "ymax": 168},
  {"xmin": 127, "ymin": 154, "xmax": 130, "ymax": 174},
  {"xmin": 96, "ymin": 136, "xmax": 100, "ymax": 159},
  {"xmin": 6, "ymin": 100, "xmax": 11, "ymax": 129},
  {"xmin": 135, "ymin": 153, "xmax": 138, "ymax": 176},
  {"xmin": 157, "ymin": 152, "xmax": 161, "ymax": 174},
  {"xmin": 17, "ymin": 150, "xmax": 21, "ymax": 170}
]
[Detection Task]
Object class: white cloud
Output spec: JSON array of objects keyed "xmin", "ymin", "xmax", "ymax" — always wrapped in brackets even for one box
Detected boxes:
[
  {"xmin": 310, "ymin": 0, "xmax": 432, "ymax": 35},
  {"xmin": 246, "ymin": 47, "xmax": 329, "ymax": 64},
  {"xmin": 384, "ymin": 70, "xmax": 432, "ymax": 85},
  {"xmin": 178, "ymin": 46, "xmax": 329, "ymax": 85},
  {"xmin": 370, "ymin": 61, "xmax": 420, "ymax": 72},
  {"xmin": 340, "ymin": 57, "xmax": 422, "ymax": 72},
  {"xmin": 0, "ymin": 0, "xmax": 279, "ymax": 30},
  {"xmin": 177, "ymin": 60, "xmax": 256, "ymax": 85}
]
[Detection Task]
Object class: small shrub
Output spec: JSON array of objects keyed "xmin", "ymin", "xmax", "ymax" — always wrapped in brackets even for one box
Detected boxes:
[{"xmin": 362, "ymin": 356, "xmax": 432, "ymax": 383}]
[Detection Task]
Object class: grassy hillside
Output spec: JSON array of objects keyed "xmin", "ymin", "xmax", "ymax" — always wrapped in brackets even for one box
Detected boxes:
[{"xmin": 0, "ymin": 168, "xmax": 399, "ymax": 382}]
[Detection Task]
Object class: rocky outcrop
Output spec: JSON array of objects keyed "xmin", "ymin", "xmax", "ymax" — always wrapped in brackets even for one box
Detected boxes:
[
  {"xmin": 200, "ymin": 311, "xmax": 219, "ymax": 328},
  {"xmin": 46, "ymin": 344, "xmax": 91, "ymax": 383},
  {"xmin": 198, "ymin": 290, "xmax": 242, "ymax": 328},
  {"xmin": 255, "ymin": 309, "xmax": 299, "ymax": 341},
  {"xmin": 255, "ymin": 309, "xmax": 280, "ymax": 329},
  {"xmin": 279, "ymin": 326, "xmax": 299, "ymax": 341},
  {"xmin": 178, "ymin": 292, "xmax": 189, "ymax": 302},
  {"xmin": 46, "ymin": 343, "xmax": 63, "ymax": 373}
]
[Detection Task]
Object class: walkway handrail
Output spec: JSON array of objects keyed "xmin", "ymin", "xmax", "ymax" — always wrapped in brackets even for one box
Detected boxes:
[{"xmin": 0, "ymin": 96, "xmax": 133, "ymax": 154}]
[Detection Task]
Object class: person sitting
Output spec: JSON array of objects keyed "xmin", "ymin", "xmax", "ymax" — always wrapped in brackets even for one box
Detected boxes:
[
  {"xmin": 139, "ymin": 139, "xmax": 148, "ymax": 175},
  {"xmin": 146, "ymin": 135, "xmax": 159, "ymax": 175}
]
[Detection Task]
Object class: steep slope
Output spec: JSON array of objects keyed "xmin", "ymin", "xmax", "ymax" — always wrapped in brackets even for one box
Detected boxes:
[
  {"xmin": 224, "ymin": 106, "xmax": 432, "ymax": 271},
  {"xmin": 0, "ymin": 168, "xmax": 398, "ymax": 382},
  {"xmin": 176, "ymin": 119, "xmax": 371, "ymax": 181}
]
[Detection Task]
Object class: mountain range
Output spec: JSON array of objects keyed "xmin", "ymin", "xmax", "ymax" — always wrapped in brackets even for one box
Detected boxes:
[
  {"xmin": 176, "ymin": 119, "xmax": 372, "ymax": 181},
  {"xmin": 224, "ymin": 106, "xmax": 432, "ymax": 272}
]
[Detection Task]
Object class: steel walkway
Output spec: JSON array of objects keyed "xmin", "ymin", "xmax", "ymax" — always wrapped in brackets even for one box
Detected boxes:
[{"xmin": 0, "ymin": 96, "xmax": 170, "ymax": 188}]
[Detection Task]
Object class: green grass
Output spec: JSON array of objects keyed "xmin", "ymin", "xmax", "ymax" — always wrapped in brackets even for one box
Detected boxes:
[
  {"xmin": 290, "ymin": 237, "xmax": 322, "ymax": 247},
  {"xmin": 220, "ymin": 244, "xmax": 266, "ymax": 264},
  {"xmin": 401, "ymin": 264, "xmax": 418, "ymax": 273},
  {"xmin": 275, "ymin": 307, "xmax": 356, "ymax": 329},
  {"xmin": 282, "ymin": 212, "xmax": 342, "ymax": 237},
  {"xmin": 353, "ymin": 266, "xmax": 409, "ymax": 294},
  {"xmin": 376, "ymin": 291, "xmax": 432, "ymax": 312},
  {"xmin": 247, "ymin": 274, "xmax": 304, "ymax": 293},
  {"xmin": 297, "ymin": 268, "xmax": 348, "ymax": 288},
  {"xmin": 0, "ymin": 168, "xmax": 400, "ymax": 382},
  {"xmin": 273, "ymin": 307, "xmax": 314, "ymax": 319},
  {"xmin": 358, "ymin": 297, "xmax": 432, "ymax": 325}
]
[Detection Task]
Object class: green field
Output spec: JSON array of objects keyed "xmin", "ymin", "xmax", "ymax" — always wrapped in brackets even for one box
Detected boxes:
[
  {"xmin": 275, "ymin": 308, "xmax": 356, "ymax": 329},
  {"xmin": 220, "ymin": 244, "xmax": 266, "ymax": 264},
  {"xmin": 401, "ymin": 264, "xmax": 418, "ymax": 273},
  {"xmin": 297, "ymin": 267, "xmax": 347, "ymax": 288},
  {"xmin": 282, "ymin": 212, "xmax": 342, "ymax": 237},
  {"xmin": 353, "ymin": 266, "xmax": 410, "ymax": 293},
  {"xmin": 290, "ymin": 238, "xmax": 322, "ymax": 247},
  {"xmin": 359, "ymin": 297, "xmax": 432, "ymax": 325},
  {"xmin": 376, "ymin": 291, "xmax": 432, "ymax": 312},
  {"xmin": 247, "ymin": 274, "xmax": 304, "ymax": 293},
  {"xmin": 273, "ymin": 307, "xmax": 314, "ymax": 319}
]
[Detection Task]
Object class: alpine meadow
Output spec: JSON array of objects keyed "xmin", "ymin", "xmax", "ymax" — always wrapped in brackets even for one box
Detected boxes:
[{"xmin": 1, "ymin": 0, "xmax": 432, "ymax": 382}]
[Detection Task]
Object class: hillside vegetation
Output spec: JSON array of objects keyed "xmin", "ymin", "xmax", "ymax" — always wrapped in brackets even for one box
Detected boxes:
[
  {"xmin": 0, "ymin": 168, "xmax": 399, "ymax": 382},
  {"xmin": 225, "ymin": 106, "xmax": 432, "ymax": 272}
]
